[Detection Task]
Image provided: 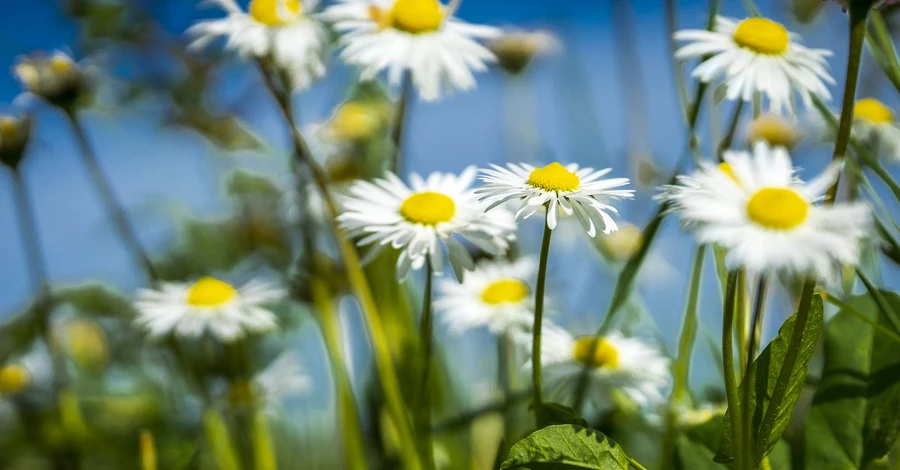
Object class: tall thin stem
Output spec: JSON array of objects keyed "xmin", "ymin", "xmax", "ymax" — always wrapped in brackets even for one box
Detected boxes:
[
  {"xmin": 64, "ymin": 110, "xmax": 158, "ymax": 283},
  {"xmin": 746, "ymin": 276, "xmax": 770, "ymax": 370},
  {"xmin": 11, "ymin": 170, "xmax": 49, "ymax": 294},
  {"xmin": 390, "ymin": 72, "xmax": 413, "ymax": 174},
  {"xmin": 741, "ymin": 274, "xmax": 768, "ymax": 470},
  {"xmin": 254, "ymin": 60, "xmax": 422, "ymax": 470},
  {"xmin": 718, "ymin": 101, "xmax": 745, "ymax": 161},
  {"xmin": 531, "ymin": 217, "xmax": 553, "ymax": 421},
  {"xmin": 722, "ymin": 271, "xmax": 743, "ymax": 468},
  {"xmin": 415, "ymin": 260, "xmax": 436, "ymax": 470}
]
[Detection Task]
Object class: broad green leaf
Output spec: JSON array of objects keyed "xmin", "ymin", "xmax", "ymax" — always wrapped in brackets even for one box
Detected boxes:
[
  {"xmin": 676, "ymin": 413, "xmax": 727, "ymax": 470},
  {"xmin": 715, "ymin": 295, "xmax": 824, "ymax": 466},
  {"xmin": 501, "ymin": 425, "xmax": 629, "ymax": 470},
  {"xmin": 58, "ymin": 284, "xmax": 137, "ymax": 318},
  {"xmin": 535, "ymin": 402, "xmax": 589, "ymax": 428},
  {"xmin": 805, "ymin": 291, "xmax": 900, "ymax": 469},
  {"xmin": 866, "ymin": 11, "xmax": 900, "ymax": 94}
]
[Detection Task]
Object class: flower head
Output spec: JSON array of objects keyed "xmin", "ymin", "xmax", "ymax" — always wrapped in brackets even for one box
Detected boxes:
[
  {"xmin": 187, "ymin": 0, "xmax": 328, "ymax": 89},
  {"xmin": 476, "ymin": 162, "xmax": 633, "ymax": 236},
  {"xmin": 134, "ymin": 277, "xmax": 284, "ymax": 342},
  {"xmin": 809, "ymin": 98, "xmax": 900, "ymax": 163},
  {"xmin": 660, "ymin": 142, "xmax": 870, "ymax": 280},
  {"xmin": 250, "ymin": 353, "xmax": 311, "ymax": 412},
  {"xmin": 488, "ymin": 29, "xmax": 560, "ymax": 75},
  {"xmin": 435, "ymin": 257, "xmax": 536, "ymax": 334},
  {"xmin": 0, "ymin": 113, "xmax": 32, "ymax": 170},
  {"xmin": 527, "ymin": 323, "xmax": 669, "ymax": 411},
  {"xmin": 675, "ymin": 16, "xmax": 834, "ymax": 115},
  {"xmin": 321, "ymin": 0, "xmax": 501, "ymax": 101},
  {"xmin": 14, "ymin": 51, "xmax": 88, "ymax": 109},
  {"xmin": 338, "ymin": 166, "xmax": 517, "ymax": 280},
  {"xmin": 746, "ymin": 114, "xmax": 801, "ymax": 149}
]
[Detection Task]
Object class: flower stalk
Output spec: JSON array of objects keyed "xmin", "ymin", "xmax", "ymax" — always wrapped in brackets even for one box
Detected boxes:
[{"xmin": 531, "ymin": 216, "xmax": 553, "ymax": 421}]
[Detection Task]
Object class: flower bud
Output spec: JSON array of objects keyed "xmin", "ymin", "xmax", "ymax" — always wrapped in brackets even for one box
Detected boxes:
[
  {"xmin": 62, "ymin": 319, "xmax": 109, "ymax": 371},
  {"xmin": 0, "ymin": 114, "xmax": 32, "ymax": 170},
  {"xmin": 489, "ymin": 30, "xmax": 559, "ymax": 75},
  {"xmin": 0, "ymin": 364, "xmax": 30, "ymax": 396},
  {"xmin": 14, "ymin": 51, "xmax": 88, "ymax": 110},
  {"xmin": 598, "ymin": 224, "xmax": 643, "ymax": 262},
  {"xmin": 746, "ymin": 114, "xmax": 800, "ymax": 150}
]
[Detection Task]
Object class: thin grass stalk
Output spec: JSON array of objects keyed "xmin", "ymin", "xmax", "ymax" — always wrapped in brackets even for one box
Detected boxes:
[
  {"xmin": 64, "ymin": 109, "xmax": 158, "ymax": 283},
  {"xmin": 255, "ymin": 60, "xmax": 422, "ymax": 470}
]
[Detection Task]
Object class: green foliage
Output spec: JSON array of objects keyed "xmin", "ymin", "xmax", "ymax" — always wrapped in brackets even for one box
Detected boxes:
[
  {"xmin": 716, "ymin": 295, "xmax": 824, "ymax": 467},
  {"xmin": 501, "ymin": 425, "xmax": 630, "ymax": 470},
  {"xmin": 535, "ymin": 402, "xmax": 589, "ymax": 429},
  {"xmin": 58, "ymin": 284, "xmax": 138, "ymax": 318},
  {"xmin": 805, "ymin": 291, "xmax": 900, "ymax": 469}
]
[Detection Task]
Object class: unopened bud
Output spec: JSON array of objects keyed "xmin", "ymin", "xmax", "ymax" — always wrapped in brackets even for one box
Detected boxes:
[
  {"xmin": 746, "ymin": 114, "xmax": 800, "ymax": 149},
  {"xmin": 0, "ymin": 114, "xmax": 32, "ymax": 170},
  {"xmin": 14, "ymin": 51, "xmax": 88, "ymax": 110},
  {"xmin": 489, "ymin": 30, "xmax": 559, "ymax": 75}
]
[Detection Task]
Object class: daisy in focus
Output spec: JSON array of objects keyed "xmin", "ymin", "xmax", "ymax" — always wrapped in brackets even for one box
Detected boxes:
[
  {"xmin": 813, "ymin": 98, "xmax": 900, "ymax": 163},
  {"xmin": 674, "ymin": 16, "xmax": 834, "ymax": 114},
  {"xmin": 186, "ymin": 0, "xmax": 328, "ymax": 89},
  {"xmin": 435, "ymin": 257, "xmax": 536, "ymax": 335},
  {"xmin": 660, "ymin": 142, "xmax": 870, "ymax": 280},
  {"xmin": 338, "ymin": 166, "xmax": 517, "ymax": 280},
  {"xmin": 320, "ymin": 0, "xmax": 501, "ymax": 101},
  {"xmin": 476, "ymin": 162, "xmax": 633, "ymax": 236},
  {"xmin": 134, "ymin": 277, "xmax": 284, "ymax": 342},
  {"xmin": 529, "ymin": 323, "xmax": 669, "ymax": 410}
]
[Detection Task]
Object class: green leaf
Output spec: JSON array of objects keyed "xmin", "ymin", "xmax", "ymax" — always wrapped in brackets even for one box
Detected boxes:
[
  {"xmin": 676, "ymin": 414, "xmax": 727, "ymax": 470},
  {"xmin": 715, "ymin": 295, "xmax": 824, "ymax": 466},
  {"xmin": 58, "ymin": 284, "xmax": 137, "ymax": 318},
  {"xmin": 805, "ymin": 291, "xmax": 900, "ymax": 468},
  {"xmin": 501, "ymin": 425, "xmax": 629, "ymax": 470},
  {"xmin": 866, "ymin": 11, "xmax": 900, "ymax": 94},
  {"xmin": 535, "ymin": 402, "xmax": 589, "ymax": 429}
]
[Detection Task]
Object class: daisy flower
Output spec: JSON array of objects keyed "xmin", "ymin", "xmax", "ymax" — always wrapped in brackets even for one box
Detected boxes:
[
  {"xmin": 814, "ymin": 98, "xmax": 900, "ymax": 163},
  {"xmin": 186, "ymin": 0, "xmax": 328, "ymax": 89},
  {"xmin": 320, "ymin": 0, "xmax": 501, "ymax": 101},
  {"xmin": 435, "ymin": 257, "xmax": 536, "ymax": 334},
  {"xmin": 134, "ymin": 277, "xmax": 284, "ymax": 342},
  {"xmin": 251, "ymin": 353, "xmax": 312, "ymax": 411},
  {"xmin": 14, "ymin": 50, "xmax": 90, "ymax": 109},
  {"xmin": 338, "ymin": 166, "xmax": 517, "ymax": 280},
  {"xmin": 674, "ymin": 16, "xmax": 834, "ymax": 114},
  {"xmin": 660, "ymin": 142, "xmax": 870, "ymax": 280},
  {"xmin": 746, "ymin": 114, "xmax": 801, "ymax": 150},
  {"xmin": 528, "ymin": 323, "xmax": 669, "ymax": 410},
  {"xmin": 476, "ymin": 162, "xmax": 633, "ymax": 236}
]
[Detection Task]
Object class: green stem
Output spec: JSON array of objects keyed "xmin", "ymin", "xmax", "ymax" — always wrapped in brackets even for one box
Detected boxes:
[
  {"xmin": 256, "ymin": 60, "xmax": 422, "ymax": 470},
  {"xmin": 826, "ymin": 3, "xmax": 870, "ymax": 203},
  {"xmin": 251, "ymin": 410, "xmax": 277, "ymax": 470},
  {"xmin": 722, "ymin": 271, "xmax": 743, "ymax": 469},
  {"xmin": 203, "ymin": 408, "xmax": 243, "ymax": 470},
  {"xmin": 821, "ymin": 291, "xmax": 900, "ymax": 342},
  {"xmin": 664, "ymin": 0, "xmax": 690, "ymax": 123},
  {"xmin": 629, "ymin": 456, "xmax": 649, "ymax": 470},
  {"xmin": 64, "ymin": 109, "xmax": 158, "ymax": 283},
  {"xmin": 390, "ymin": 72, "xmax": 413, "ymax": 174},
  {"xmin": 736, "ymin": 270, "xmax": 750, "ymax": 378},
  {"xmin": 531, "ymin": 217, "xmax": 553, "ymax": 421},
  {"xmin": 415, "ymin": 259, "xmax": 436, "ymax": 470},
  {"xmin": 498, "ymin": 332, "xmax": 518, "ymax": 453},
  {"xmin": 742, "ymin": 274, "xmax": 768, "ymax": 470},
  {"xmin": 310, "ymin": 277, "xmax": 367, "ymax": 470},
  {"xmin": 856, "ymin": 267, "xmax": 900, "ymax": 335},
  {"xmin": 718, "ymin": 101, "xmax": 745, "ymax": 160}
]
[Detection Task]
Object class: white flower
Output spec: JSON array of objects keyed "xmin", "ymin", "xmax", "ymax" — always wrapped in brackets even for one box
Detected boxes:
[
  {"xmin": 675, "ymin": 16, "xmax": 834, "ymax": 115},
  {"xmin": 254, "ymin": 353, "xmax": 311, "ymax": 409},
  {"xmin": 134, "ymin": 277, "xmax": 284, "ymax": 342},
  {"xmin": 476, "ymin": 162, "xmax": 633, "ymax": 236},
  {"xmin": 812, "ymin": 98, "xmax": 900, "ymax": 164},
  {"xmin": 528, "ymin": 323, "xmax": 669, "ymax": 410},
  {"xmin": 435, "ymin": 257, "xmax": 536, "ymax": 335},
  {"xmin": 338, "ymin": 166, "xmax": 517, "ymax": 280},
  {"xmin": 186, "ymin": 0, "xmax": 328, "ymax": 89},
  {"xmin": 320, "ymin": 0, "xmax": 500, "ymax": 101},
  {"xmin": 660, "ymin": 142, "xmax": 870, "ymax": 280}
]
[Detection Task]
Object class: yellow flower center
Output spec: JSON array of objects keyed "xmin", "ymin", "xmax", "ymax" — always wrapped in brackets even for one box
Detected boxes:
[
  {"xmin": 747, "ymin": 114, "xmax": 800, "ymax": 149},
  {"xmin": 48, "ymin": 55, "xmax": 75, "ymax": 74},
  {"xmin": 572, "ymin": 337, "xmax": 619, "ymax": 369},
  {"xmin": 480, "ymin": 279, "xmax": 529, "ymax": 305},
  {"xmin": 854, "ymin": 98, "xmax": 895, "ymax": 124},
  {"xmin": 399, "ymin": 191, "xmax": 456, "ymax": 225},
  {"xmin": 386, "ymin": 0, "xmax": 445, "ymax": 34},
  {"xmin": 249, "ymin": 0, "xmax": 301, "ymax": 26},
  {"xmin": 527, "ymin": 162, "xmax": 580, "ymax": 192},
  {"xmin": 746, "ymin": 187, "xmax": 809, "ymax": 230},
  {"xmin": 732, "ymin": 18, "xmax": 790, "ymax": 55},
  {"xmin": 186, "ymin": 277, "xmax": 238, "ymax": 307},
  {"xmin": 601, "ymin": 224, "xmax": 643, "ymax": 261},
  {"xmin": 718, "ymin": 162, "xmax": 740, "ymax": 184},
  {"xmin": 330, "ymin": 102, "xmax": 380, "ymax": 141},
  {"xmin": 0, "ymin": 365, "xmax": 30, "ymax": 395},
  {"xmin": 0, "ymin": 118, "xmax": 19, "ymax": 141}
]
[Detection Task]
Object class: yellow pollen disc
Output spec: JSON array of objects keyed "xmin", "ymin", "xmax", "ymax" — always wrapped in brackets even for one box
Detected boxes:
[
  {"xmin": 0, "ymin": 118, "xmax": 19, "ymax": 141},
  {"xmin": 718, "ymin": 162, "xmax": 740, "ymax": 184},
  {"xmin": 480, "ymin": 279, "xmax": 529, "ymax": 305},
  {"xmin": 48, "ymin": 56, "xmax": 74, "ymax": 74},
  {"xmin": 399, "ymin": 191, "xmax": 456, "ymax": 225},
  {"xmin": 249, "ymin": 0, "xmax": 301, "ymax": 26},
  {"xmin": 527, "ymin": 162, "xmax": 580, "ymax": 192},
  {"xmin": 746, "ymin": 187, "xmax": 809, "ymax": 230},
  {"xmin": 854, "ymin": 98, "xmax": 895, "ymax": 124},
  {"xmin": 572, "ymin": 337, "xmax": 619, "ymax": 369},
  {"xmin": 388, "ymin": 0, "xmax": 445, "ymax": 34},
  {"xmin": 186, "ymin": 277, "xmax": 238, "ymax": 307},
  {"xmin": 747, "ymin": 114, "xmax": 800, "ymax": 149},
  {"xmin": 732, "ymin": 18, "xmax": 790, "ymax": 55},
  {"xmin": 330, "ymin": 102, "xmax": 380, "ymax": 140},
  {"xmin": 0, "ymin": 365, "xmax": 30, "ymax": 395}
]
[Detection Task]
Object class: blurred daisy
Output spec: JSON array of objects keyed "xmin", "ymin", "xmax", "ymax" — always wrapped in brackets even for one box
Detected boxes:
[
  {"xmin": 814, "ymin": 98, "xmax": 900, "ymax": 163},
  {"xmin": 488, "ymin": 29, "xmax": 560, "ymax": 75},
  {"xmin": 14, "ymin": 50, "xmax": 89, "ymax": 109},
  {"xmin": 320, "ymin": 0, "xmax": 500, "ymax": 101},
  {"xmin": 253, "ymin": 353, "xmax": 312, "ymax": 409},
  {"xmin": 746, "ymin": 114, "xmax": 801, "ymax": 150},
  {"xmin": 476, "ymin": 162, "xmax": 633, "ymax": 236},
  {"xmin": 435, "ymin": 257, "xmax": 536, "ymax": 334},
  {"xmin": 186, "ymin": 0, "xmax": 328, "ymax": 89},
  {"xmin": 675, "ymin": 16, "xmax": 834, "ymax": 114},
  {"xmin": 338, "ymin": 166, "xmax": 517, "ymax": 280},
  {"xmin": 660, "ymin": 142, "xmax": 870, "ymax": 280},
  {"xmin": 134, "ymin": 277, "xmax": 284, "ymax": 342},
  {"xmin": 529, "ymin": 323, "xmax": 669, "ymax": 410}
]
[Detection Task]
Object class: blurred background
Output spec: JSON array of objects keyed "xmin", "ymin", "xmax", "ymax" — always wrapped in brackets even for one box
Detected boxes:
[{"xmin": 0, "ymin": 0, "xmax": 899, "ymax": 468}]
